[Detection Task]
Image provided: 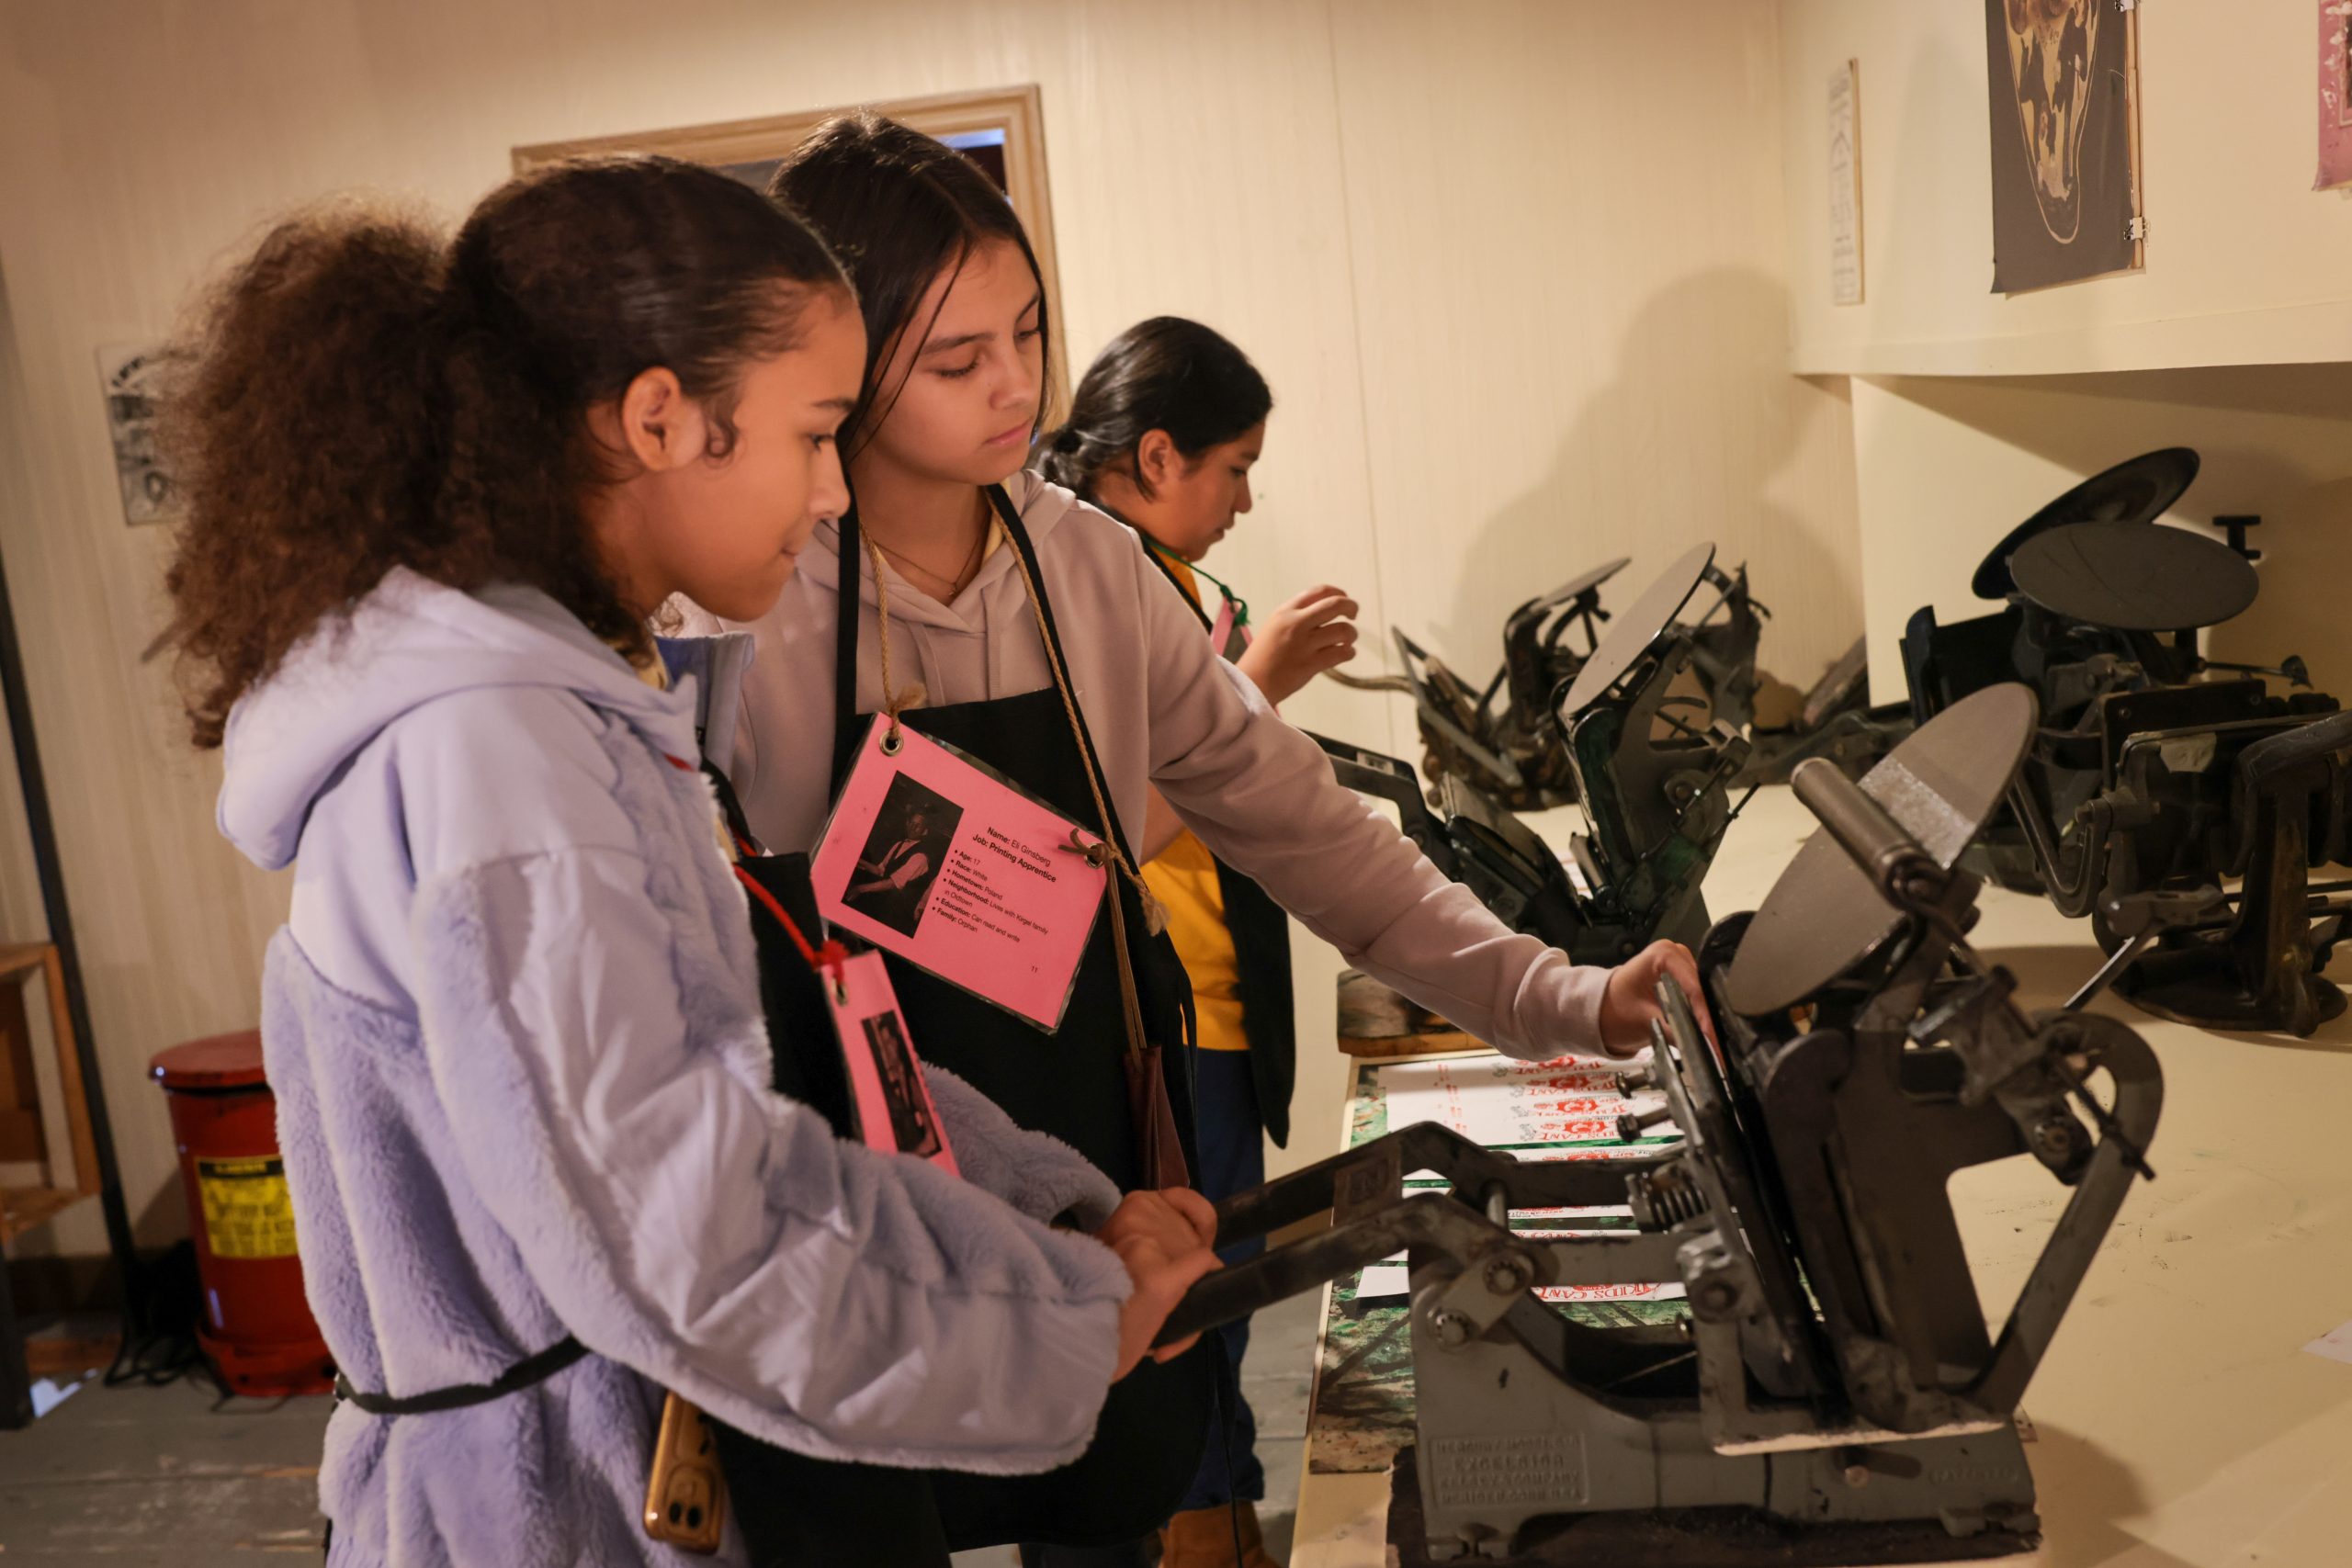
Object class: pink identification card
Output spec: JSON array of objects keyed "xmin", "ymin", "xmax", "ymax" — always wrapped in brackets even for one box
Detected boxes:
[
  {"xmin": 1209, "ymin": 595, "xmax": 1254, "ymax": 662},
  {"xmin": 824, "ymin": 949, "xmax": 957, "ymax": 1176},
  {"xmin": 813, "ymin": 717, "xmax": 1108, "ymax": 1031}
]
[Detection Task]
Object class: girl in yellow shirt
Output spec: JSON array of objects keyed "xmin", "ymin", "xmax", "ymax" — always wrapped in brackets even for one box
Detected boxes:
[{"xmin": 1040, "ymin": 318, "xmax": 1359, "ymax": 1567}]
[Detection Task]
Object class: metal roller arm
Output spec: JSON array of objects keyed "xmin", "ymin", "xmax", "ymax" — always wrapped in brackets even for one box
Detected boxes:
[
  {"xmin": 1158, "ymin": 1120, "xmax": 1670, "ymax": 1346},
  {"xmin": 1790, "ymin": 757, "xmax": 1938, "ymax": 903}
]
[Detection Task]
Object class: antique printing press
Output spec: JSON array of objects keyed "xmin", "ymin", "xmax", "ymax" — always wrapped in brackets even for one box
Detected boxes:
[
  {"xmin": 1346, "ymin": 545, "xmax": 1902, "ymax": 808},
  {"xmin": 1901, "ymin": 448, "xmax": 2352, "ymax": 1035},
  {"xmin": 1375, "ymin": 557, "xmax": 1633, "ymax": 811},
  {"xmin": 1316, "ymin": 542, "xmax": 1758, "ymax": 966},
  {"xmin": 1546, "ymin": 542, "xmax": 1755, "ymax": 951},
  {"xmin": 1169, "ymin": 686, "xmax": 2163, "ymax": 1564}
]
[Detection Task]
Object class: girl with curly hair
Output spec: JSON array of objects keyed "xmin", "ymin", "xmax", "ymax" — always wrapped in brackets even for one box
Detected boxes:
[{"xmin": 165, "ymin": 154, "xmax": 1215, "ymax": 1566}]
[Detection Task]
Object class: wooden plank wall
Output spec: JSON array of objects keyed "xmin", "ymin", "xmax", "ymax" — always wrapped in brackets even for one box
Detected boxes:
[{"xmin": 0, "ymin": 0, "xmax": 1862, "ymax": 1246}]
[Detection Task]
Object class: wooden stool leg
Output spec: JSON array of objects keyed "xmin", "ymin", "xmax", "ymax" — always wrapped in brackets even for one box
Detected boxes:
[{"xmin": 0, "ymin": 1240, "xmax": 32, "ymax": 1429}]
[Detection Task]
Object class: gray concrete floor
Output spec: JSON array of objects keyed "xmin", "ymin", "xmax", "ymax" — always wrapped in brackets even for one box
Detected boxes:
[
  {"xmin": 951, "ymin": 1284, "xmax": 1316, "ymax": 1567},
  {"xmin": 0, "ymin": 1374, "xmax": 330, "ymax": 1562},
  {"xmin": 0, "ymin": 1290, "xmax": 1320, "ymax": 1564}
]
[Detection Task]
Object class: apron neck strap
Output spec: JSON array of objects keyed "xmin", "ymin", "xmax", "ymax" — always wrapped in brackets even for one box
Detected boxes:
[
  {"xmin": 988, "ymin": 484, "xmax": 1144, "ymax": 873},
  {"xmin": 833, "ymin": 483, "xmax": 1158, "ymax": 917},
  {"xmin": 831, "ymin": 507, "xmax": 865, "ymax": 795}
]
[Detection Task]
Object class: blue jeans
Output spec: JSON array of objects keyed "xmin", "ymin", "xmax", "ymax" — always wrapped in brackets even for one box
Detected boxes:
[{"xmin": 1180, "ymin": 1049, "xmax": 1268, "ymax": 1510}]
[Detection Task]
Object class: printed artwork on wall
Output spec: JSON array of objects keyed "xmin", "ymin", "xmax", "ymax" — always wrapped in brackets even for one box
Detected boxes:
[
  {"xmin": 2322, "ymin": 1, "xmax": 2352, "ymax": 189},
  {"xmin": 1828, "ymin": 60, "xmax": 1863, "ymax": 306},
  {"xmin": 96, "ymin": 343, "xmax": 176, "ymax": 526},
  {"xmin": 1985, "ymin": 0, "xmax": 2143, "ymax": 293}
]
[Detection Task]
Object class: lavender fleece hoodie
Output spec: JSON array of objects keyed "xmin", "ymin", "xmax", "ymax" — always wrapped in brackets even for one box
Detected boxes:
[{"xmin": 220, "ymin": 568, "xmax": 1136, "ymax": 1568}]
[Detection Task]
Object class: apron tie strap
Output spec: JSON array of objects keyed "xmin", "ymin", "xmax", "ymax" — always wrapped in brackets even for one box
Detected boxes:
[
  {"xmin": 1068, "ymin": 832, "xmax": 1151, "ymax": 1064},
  {"xmin": 335, "ymin": 1335, "xmax": 587, "ymax": 1417},
  {"xmin": 1011, "ymin": 546, "xmax": 1168, "ymax": 940},
  {"xmin": 861, "ymin": 532, "xmax": 923, "ymax": 752}
]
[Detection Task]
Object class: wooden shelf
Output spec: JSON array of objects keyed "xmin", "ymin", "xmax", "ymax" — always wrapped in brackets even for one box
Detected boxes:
[
  {"xmin": 1790, "ymin": 299, "xmax": 2352, "ymax": 380},
  {"xmin": 0, "ymin": 1185, "xmax": 88, "ymax": 1245}
]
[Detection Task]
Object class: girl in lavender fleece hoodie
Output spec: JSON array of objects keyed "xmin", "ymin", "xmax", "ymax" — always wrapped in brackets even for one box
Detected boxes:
[{"xmin": 163, "ymin": 157, "xmax": 1216, "ymax": 1568}]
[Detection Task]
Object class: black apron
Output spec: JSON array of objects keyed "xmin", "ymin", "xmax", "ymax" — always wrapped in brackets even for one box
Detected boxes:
[
  {"xmin": 1139, "ymin": 547, "xmax": 1299, "ymax": 1148},
  {"xmin": 707, "ymin": 489, "xmax": 1215, "ymax": 1563}
]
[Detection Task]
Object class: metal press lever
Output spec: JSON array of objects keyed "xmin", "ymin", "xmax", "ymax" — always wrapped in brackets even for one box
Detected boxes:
[{"xmin": 1152, "ymin": 1121, "xmax": 1671, "ymax": 1348}]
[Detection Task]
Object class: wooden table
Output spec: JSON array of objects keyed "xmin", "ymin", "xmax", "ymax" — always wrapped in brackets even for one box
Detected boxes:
[{"xmin": 1289, "ymin": 785, "xmax": 2352, "ymax": 1568}]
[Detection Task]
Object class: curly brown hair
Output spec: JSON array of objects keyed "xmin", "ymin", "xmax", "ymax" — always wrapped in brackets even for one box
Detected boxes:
[{"xmin": 160, "ymin": 155, "xmax": 849, "ymax": 747}]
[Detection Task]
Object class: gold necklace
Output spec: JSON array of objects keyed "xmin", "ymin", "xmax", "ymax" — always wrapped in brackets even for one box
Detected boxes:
[{"xmin": 870, "ymin": 522, "xmax": 987, "ymax": 601}]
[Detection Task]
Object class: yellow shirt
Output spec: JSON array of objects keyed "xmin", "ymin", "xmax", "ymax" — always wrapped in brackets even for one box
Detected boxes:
[{"xmin": 1143, "ymin": 558, "xmax": 1250, "ymax": 1052}]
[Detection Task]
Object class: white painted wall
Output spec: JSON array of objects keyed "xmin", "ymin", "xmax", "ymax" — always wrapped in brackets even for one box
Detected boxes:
[
  {"xmin": 1851, "ymin": 367, "xmax": 2352, "ymax": 708},
  {"xmin": 0, "ymin": 0, "xmax": 1857, "ymax": 1255},
  {"xmin": 1778, "ymin": 0, "xmax": 2352, "ymax": 375},
  {"xmin": 1773, "ymin": 1, "xmax": 2352, "ymax": 712}
]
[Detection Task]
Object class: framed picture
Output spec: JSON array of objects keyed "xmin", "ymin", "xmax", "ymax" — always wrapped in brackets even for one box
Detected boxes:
[
  {"xmin": 2321, "ymin": 0, "xmax": 2352, "ymax": 190},
  {"xmin": 514, "ymin": 85, "xmax": 1068, "ymax": 400},
  {"xmin": 95, "ymin": 343, "xmax": 177, "ymax": 526},
  {"xmin": 1984, "ymin": 0, "xmax": 2144, "ymax": 293},
  {"xmin": 1828, "ymin": 59, "xmax": 1864, "ymax": 306}
]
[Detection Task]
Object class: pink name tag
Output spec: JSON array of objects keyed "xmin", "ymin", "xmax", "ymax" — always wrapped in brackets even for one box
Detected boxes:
[
  {"xmin": 1209, "ymin": 595, "xmax": 1253, "ymax": 662},
  {"xmin": 814, "ymin": 717, "xmax": 1107, "ymax": 1031},
  {"xmin": 824, "ymin": 949, "xmax": 957, "ymax": 1175}
]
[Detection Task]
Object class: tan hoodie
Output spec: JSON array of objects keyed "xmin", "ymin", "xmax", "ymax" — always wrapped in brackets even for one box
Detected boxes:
[{"xmin": 681, "ymin": 471, "xmax": 1610, "ymax": 1062}]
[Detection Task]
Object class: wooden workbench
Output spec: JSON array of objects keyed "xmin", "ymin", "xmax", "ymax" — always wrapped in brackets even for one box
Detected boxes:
[{"xmin": 1288, "ymin": 785, "xmax": 2352, "ymax": 1568}]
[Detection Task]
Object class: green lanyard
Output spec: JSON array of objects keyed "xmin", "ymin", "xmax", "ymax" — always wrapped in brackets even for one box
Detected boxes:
[{"xmin": 1141, "ymin": 536, "xmax": 1250, "ymax": 630}]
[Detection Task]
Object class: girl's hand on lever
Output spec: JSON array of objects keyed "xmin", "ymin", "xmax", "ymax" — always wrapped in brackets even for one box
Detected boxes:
[
  {"xmin": 1596, "ymin": 939, "xmax": 1720, "ymax": 1057},
  {"xmin": 1097, "ymin": 1188, "xmax": 1219, "ymax": 1256},
  {"xmin": 1238, "ymin": 585, "xmax": 1360, "ymax": 705},
  {"xmin": 1101, "ymin": 1190, "xmax": 1222, "ymax": 1378}
]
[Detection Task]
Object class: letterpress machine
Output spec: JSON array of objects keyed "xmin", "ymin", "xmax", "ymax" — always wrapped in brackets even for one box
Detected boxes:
[
  {"xmin": 1901, "ymin": 447, "xmax": 2352, "ymax": 1035},
  {"xmin": 1545, "ymin": 543, "xmax": 1764, "ymax": 953},
  {"xmin": 1170, "ymin": 684, "xmax": 2163, "ymax": 1564},
  {"xmin": 1370, "ymin": 558, "xmax": 1634, "ymax": 812},
  {"xmin": 1314, "ymin": 545, "xmax": 1751, "ymax": 964},
  {"xmin": 1340, "ymin": 546, "xmax": 1904, "ymax": 807}
]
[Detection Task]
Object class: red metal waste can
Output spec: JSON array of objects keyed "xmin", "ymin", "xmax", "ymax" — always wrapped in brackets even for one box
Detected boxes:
[{"xmin": 151, "ymin": 1031, "xmax": 333, "ymax": 1396}]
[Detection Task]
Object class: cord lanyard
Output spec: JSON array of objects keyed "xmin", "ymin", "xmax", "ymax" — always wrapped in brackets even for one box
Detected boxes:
[{"xmin": 1143, "ymin": 536, "xmax": 1249, "ymax": 633}]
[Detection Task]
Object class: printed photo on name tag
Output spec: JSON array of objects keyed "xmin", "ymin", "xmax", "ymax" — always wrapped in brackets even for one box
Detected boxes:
[
  {"xmin": 813, "ymin": 719, "xmax": 1108, "ymax": 1031},
  {"xmin": 824, "ymin": 949, "xmax": 958, "ymax": 1177},
  {"xmin": 841, "ymin": 773, "xmax": 962, "ymax": 938},
  {"xmin": 860, "ymin": 1010, "xmax": 944, "ymax": 1158}
]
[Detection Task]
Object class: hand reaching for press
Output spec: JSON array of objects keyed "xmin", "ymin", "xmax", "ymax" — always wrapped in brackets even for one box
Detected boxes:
[
  {"xmin": 1596, "ymin": 939, "xmax": 1720, "ymax": 1058},
  {"xmin": 1237, "ymin": 585, "xmax": 1360, "ymax": 705}
]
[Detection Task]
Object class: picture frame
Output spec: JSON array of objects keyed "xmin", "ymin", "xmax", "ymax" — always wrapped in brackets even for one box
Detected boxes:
[
  {"xmin": 2321, "ymin": 0, "xmax": 2352, "ymax": 190},
  {"xmin": 95, "ymin": 342, "xmax": 178, "ymax": 526},
  {"xmin": 1828, "ymin": 59, "xmax": 1864, "ymax": 307},
  {"xmin": 1984, "ymin": 0, "xmax": 2144, "ymax": 294},
  {"xmin": 514, "ymin": 85, "xmax": 1069, "ymax": 400}
]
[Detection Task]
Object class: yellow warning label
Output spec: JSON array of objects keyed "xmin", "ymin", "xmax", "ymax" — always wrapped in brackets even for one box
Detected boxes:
[{"xmin": 196, "ymin": 1155, "xmax": 299, "ymax": 1260}]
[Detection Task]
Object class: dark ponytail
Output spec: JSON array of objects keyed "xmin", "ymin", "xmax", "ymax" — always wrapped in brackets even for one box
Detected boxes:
[
  {"xmin": 1037, "ymin": 317, "xmax": 1271, "ymax": 502},
  {"xmin": 162, "ymin": 155, "xmax": 849, "ymax": 748}
]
